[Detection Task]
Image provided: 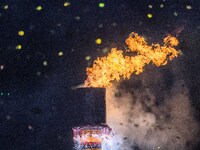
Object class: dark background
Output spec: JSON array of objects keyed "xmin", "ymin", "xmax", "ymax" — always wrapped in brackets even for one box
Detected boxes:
[{"xmin": 0, "ymin": 0, "xmax": 200, "ymax": 149}]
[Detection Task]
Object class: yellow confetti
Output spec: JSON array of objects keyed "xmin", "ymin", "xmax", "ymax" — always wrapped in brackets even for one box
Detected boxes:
[
  {"xmin": 58, "ymin": 51, "xmax": 64, "ymax": 56},
  {"xmin": 95, "ymin": 38, "xmax": 102, "ymax": 44},
  {"xmin": 16, "ymin": 44, "xmax": 22, "ymax": 50},
  {"xmin": 36, "ymin": 6, "xmax": 42, "ymax": 11},
  {"xmin": 85, "ymin": 56, "xmax": 91, "ymax": 61},
  {"xmin": 99, "ymin": 3, "xmax": 105, "ymax": 8},
  {"xmin": 64, "ymin": 2, "xmax": 70, "ymax": 7},
  {"xmin": 147, "ymin": 13, "xmax": 153, "ymax": 18},
  {"xmin": 4, "ymin": 5, "xmax": 8, "ymax": 10},
  {"xmin": 18, "ymin": 30, "xmax": 24, "ymax": 36}
]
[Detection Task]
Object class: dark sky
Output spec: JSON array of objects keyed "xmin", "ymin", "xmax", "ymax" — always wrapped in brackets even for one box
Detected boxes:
[{"xmin": 0, "ymin": 0, "xmax": 200, "ymax": 149}]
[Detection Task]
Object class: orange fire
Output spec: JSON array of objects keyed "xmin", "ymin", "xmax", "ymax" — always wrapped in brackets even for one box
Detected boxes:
[{"xmin": 84, "ymin": 32, "xmax": 180, "ymax": 87}]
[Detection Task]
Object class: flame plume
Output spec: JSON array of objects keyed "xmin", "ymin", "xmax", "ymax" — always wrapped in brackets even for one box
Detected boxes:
[{"xmin": 84, "ymin": 32, "xmax": 180, "ymax": 87}]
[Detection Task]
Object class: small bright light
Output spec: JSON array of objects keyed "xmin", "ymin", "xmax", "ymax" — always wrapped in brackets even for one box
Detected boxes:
[
  {"xmin": 43, "ymin": 61, "xmax": 48, "ymax": 66},
  {"xmin": 148, "ymin": 5, "xmax": 153, "ymax": 9},
  {"xmin": 186, "ymin": 5, "xmax": 192, "ymax": 10},
  {"xmin": 147, "ymin": 13, "xmax": 153, "ymax": 18},
  {"xmin": 64, "ymin": 2, "xmax": 70, "ymax": 7},
  {"xmin": 0, "ymin": 92, "xmax": 3, "ymax": 96},
  {"xmin": 36, "ymin": 6, "xmax": 42, "ymax": 11},
  {"xmin": 85, "ymin": 56, "xmax": 91, "ymax": 61},
  {"xmin": 4, "ymin": 5, "xmax": 9, "ymax": 10},
  {"xmin": 99, "ymin": 3, "xmax": 105, "ymax": 8},
  {"xmin": 160, "ymin": 4, "xmax": 164, "ymax": 8},
  {"xmin": 95, "ymin": 38, "xmax": 102, "ymax": 44},
  {"xmin": 58, "ymin": 51, "xmax": 64, "ymax": 56},
  {"xmin": 18, "ymin": 30, "xmax": 24, "ymax": 36},
  {"xmin": 16, "ymin": 44, "xmax": 22, "ymax": 50},
  {"xmin": 174, "ymin": 12, "xmax": 178, "ymax": 16},
  {"xmin": 0, "ymin": 65, "xmax": 4, "ymax": 70}
]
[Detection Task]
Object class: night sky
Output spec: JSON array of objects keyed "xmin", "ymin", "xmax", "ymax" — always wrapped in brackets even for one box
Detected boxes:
[{"xmin": 0, "ymin": 0, "xmax": 200, "ymax": 150}]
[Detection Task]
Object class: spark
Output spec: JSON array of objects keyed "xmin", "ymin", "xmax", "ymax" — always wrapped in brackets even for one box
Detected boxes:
[
  {"xmin": 85, "ymin": 56, "xmax": 91, "ymax": 61},
  {"xmin": 95, "ymin": 38, "xmax": 102, "ymax": 44},
  {"xmin": 148, "ymin": 5, "xmax": 153, "ymax": 9},
  {"xmin": 64, "ymin": 2, "xmax": 70, "ymax": 7},
  {"xmin": 4, "ymin": 5, "xmax": 8, "ymax": 10},
  {"xmin": 174, "ymin": 12, "xmax": 178, "ymax": 16},
  {"xmin": 43, "ymin": 61, "xmax": 48, "ymax": 66},
  {"xmin": 186, "ymin": 5, "xmax": 192, "ymax": 10},
  {"xmin": 16, "ymin": 44, "xmax": 22, "ymax": 50},
  {"xmin": 36, "ymin": 6, "xmax": 42, "ymax": 11},
  {"xmin": 58, "ymin": 51, "xmax": 64, "ymax": 57},
  {"xmin": 160, "ymin": 4, "xmax": 164, "ymax": 8},
  {"xmin": 18, "ymin": 30, "xmax": 24, "ymax": 36},
  {"xmin": 147, "ymin": 13, "xmax": 153, "ymax": 18},
  {"xmin": 99, "ymin": 3, "xmax": 105, "ymax": 8}
]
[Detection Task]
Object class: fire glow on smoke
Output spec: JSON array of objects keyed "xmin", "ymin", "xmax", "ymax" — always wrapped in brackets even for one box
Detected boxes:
[{"xmin": 84, "ymin": 32, "xmax": 180, "ymax": 87}]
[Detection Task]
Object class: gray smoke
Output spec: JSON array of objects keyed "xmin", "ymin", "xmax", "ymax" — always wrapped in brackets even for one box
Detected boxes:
[{"xmin": 106, "ymin": 63, "xmax": 199, "ymax": 150}]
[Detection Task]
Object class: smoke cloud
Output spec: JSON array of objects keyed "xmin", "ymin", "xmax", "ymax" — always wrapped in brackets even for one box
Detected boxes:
[{"xmin": 106, "ymin": 63, "xmax": 199, "ymax": 150}]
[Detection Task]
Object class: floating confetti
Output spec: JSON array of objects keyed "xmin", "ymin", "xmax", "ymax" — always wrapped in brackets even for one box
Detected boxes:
[
  {"xmin": 36, "ymin": 6, "xmax": 42, "ymax": 11},
  {"xmin": 160, "ymin": 4, "xmax": 164, "ymax": 8},
  {"xmin": 28, "ymin": 125, "xmax": 33, "ymax": 130},
  {"xmin": 16, "ymin": 44, "xmax": 22, "ymax": 50},
  {"xmin": 99, "ymin": 3, "xmax": 105, "ymax": 8},
  {"xmin": 74, "ymin": 16, "xmax": 80, "ymax": 21},
  {"xmin": 6, "ymin": 115, "xmax": 11, "ymax": 120},
  {"xmin": 4, "ymin": 5, "xmax": 8, "ymax": 10},
  {"xmin": 58, "ymin": 51, "xmax": 64, "ymax": 57},
  {"xmin": 147, "ymin": 13, "xmax": 153, "ymax": 18},
  {"xmin": 95, "ymin": 38, "xmax": 102, "ymax": 44},
  {"xmin": 186, "ymin": 5, "xmax": 192, "ymax": 10},
  {"xmin": 37, "ymin": 71, "xmax": 41, "ymax": 76},
  {"xmin": 64, "ymin": 2, "xmax": 70, "ymax": 7},
  {"xmin": 18, "ymin": 30, "xmax": 24, "ymax": 36},
  {"xmin": 43, "ymin": 61, "xmax": 48, "ymax": 66},
  {"xmin": 0, "ymin": 65, "xmax": 4, "ymax": 70},
  {"xmin": 148, "ymin": 5, "xmax": 153, "ymax": 9},
  {"xmin": 174, "ymin": 12, "xmax": 178, "ymax": 16},
  {"xmin": 85, "ymin": 56, "xmax": 91, "ymax": 61}
]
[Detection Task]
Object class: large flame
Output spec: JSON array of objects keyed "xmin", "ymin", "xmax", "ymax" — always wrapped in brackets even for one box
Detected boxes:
[{"xmin": 84, "ymin": 32, "xmax": 180, "ymax": 87}]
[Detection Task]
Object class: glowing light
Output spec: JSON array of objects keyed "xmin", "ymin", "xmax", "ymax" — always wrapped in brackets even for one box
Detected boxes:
[
  {"xmin": 43, "ymin": 61, "xmax": 48, "ymax": 66},
  {"xmin": 64, "ymin": 2, "xmax": 70, "ymax": 7},
  {"xmin": 186, "ymin": 5, "xmax": 192, "ymax": 10},
  {"xmin": 36, "ymin": 6, "xmax": 42, "ymax": 11},
  {"xmin": 174, "ymin": 12, "xmax": 178, "ymax": 16},
  {"xmin": 99, "ymin": 3, "xmax": 105, "ymax": 8},
  {"xmin": 85, "ymin": 56, "xmax": 91, "ymax": 61},
  {"xmin": 0, "ymin": 65, "xmax": 4, "ymax": 70},
  {"xmin": 147, "ymin": 13, "xmax": 153, "ymax": 18},
  {"xmin": 0, "ymin": 92, "xmax": 3, "ymax": 96},
  {"xmin": 160, "ymin": 4, "xmax": 164, "ymax": 8},
  {"xmin": 84, "ymin": 32, "xmax": 180, "ymax": 87},
  {"xmin": 7, "ymin": 93, "xmax": 10, "ymax": 96},
  {"xmin": 74, "ymin": 16, "xmax": 80, "ymax": 21},
  {"xmin": 16, "ymin": 44, "xmax": 22, "ymax": 50},
  {"xmin": 95, "ymin": 38, "xmax": 102, "ymax": 44},
  {"xmin": 4, "ymin": 5, "xmax": 8, "ymax": 10},
  {"xmin": 58, "ymin": 51, "xmax": 64, "ymax": 56},
  {"xmin": 18, "ymin": 30, "xmax": 24, "ymax": 36},
  {"xmin": 148, "ymin": 5, "xmax": 153, "ymax": 9}
]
